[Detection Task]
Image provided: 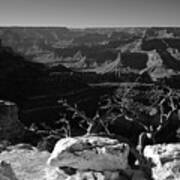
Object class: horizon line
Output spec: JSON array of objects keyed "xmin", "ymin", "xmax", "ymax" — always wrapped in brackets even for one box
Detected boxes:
[{"xmin": 0, "ymin": 25, "xmax": 180, "ymax": 29}]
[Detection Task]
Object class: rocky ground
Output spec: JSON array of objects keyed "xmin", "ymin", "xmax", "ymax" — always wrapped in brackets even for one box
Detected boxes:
[
  {"xmin": 0, "ymin": 145, "xmax": 49, "ymax": 180},
  {"xmin": 1, "ymin": 136, "xmax": 180, "ymax": 180}
]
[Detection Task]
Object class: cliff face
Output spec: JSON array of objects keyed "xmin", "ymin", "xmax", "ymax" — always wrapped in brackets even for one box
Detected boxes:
[
  {"xmin": 0, "ymin": 43, "xmax": 90, "ymax": 127},
  {"xmin": 1, "ymin": 27, "xmax": 180, "ymax": 83}
]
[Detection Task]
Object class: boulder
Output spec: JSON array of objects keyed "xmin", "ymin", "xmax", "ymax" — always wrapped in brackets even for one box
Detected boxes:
[
  {"xmin": 0, "ymin": 100, "xmax": 25, "ymax": 142},
  {"xmin": 47, "ymin": 135, "xmax": 130, "ymax": 171},
  {"xmin": 46, "ymin": 135, "xmax": 131, "ymax": 180},
  {"xmin": 46, "ymin": 135, "xmax": 150, "ymax": 180},
  {"xmin": 144, "ymin": 143, "xmax": 180, "ymax": 180}
]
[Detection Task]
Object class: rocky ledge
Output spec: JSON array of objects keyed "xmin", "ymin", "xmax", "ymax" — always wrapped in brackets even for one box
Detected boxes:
[
  {"xmin": 144, "ymin": 143, "xmax": 180, "ymax": 180},
  {"xmin": 1, "ymin": 137, "xmax": 180, "ymax": 179},
  {"xmin": 0, "ymin": 144, "xmax": 50, "ymax": 180}
]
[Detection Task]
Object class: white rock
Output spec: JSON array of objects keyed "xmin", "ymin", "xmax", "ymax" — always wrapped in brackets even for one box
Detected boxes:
[
  {"xmin": 0, "ymin": 147, "xmax": 50, "ymax": 180},
  {"xmin": 144, "ymin": 143, "xmax": 180, "ymax": 180},
  {"xmin": 47, "ymin": 135, "xmax": 130, "ymax": 171}
]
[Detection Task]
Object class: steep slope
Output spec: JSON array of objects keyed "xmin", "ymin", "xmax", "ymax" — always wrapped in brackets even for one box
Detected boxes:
[
  {"xmin": 0, "ymin": 42, "xmax": 89, "ymax": 125},
  {"xmin": 0, "ymin": 44, "xmax": 86, "ymax": 101}
]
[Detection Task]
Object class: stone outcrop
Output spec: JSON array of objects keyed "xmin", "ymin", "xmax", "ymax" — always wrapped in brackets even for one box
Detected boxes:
[
  {"xmin": 47, "ymin": 135, "xmax": 130, "ymax": 171},
  {"xmin": 144, "ymin": 143, "xmax": 180, "ymax": 180},
  {"xmin": 0, "ymin": 137, "xmax": 149, "ymax": 180},
  {"xmin": 0, "ymin": 100, "xmax": 25, "ymax": 142},
  {"xmin": 46, "ymin": 135, "xmax": 149, "ymax": 180}
]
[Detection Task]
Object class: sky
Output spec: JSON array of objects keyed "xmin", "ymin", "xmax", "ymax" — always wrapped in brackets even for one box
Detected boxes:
[{"xmin": 0, "ymin": 0, "xmax": 179, "ymax": 27}]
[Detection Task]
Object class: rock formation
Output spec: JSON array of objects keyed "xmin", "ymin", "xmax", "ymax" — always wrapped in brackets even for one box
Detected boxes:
[
  {"xmin": 46, "ymin": 135, "xmax": 149, "ymax": 180},
  {"xmin": 47, "ymin": 135, "xmax": 129, "ymax": 171},
  {"xmin": 144, "ymin": 143, "xmax": 180, "ymax": 180},
  {"xmin": 0, "ymin": 145, "xmax": 50, "ymax": 180},
  {"xmin": 0, "ymin": 136, "xmax": 150, "ymax": 180},
  {"xmin": 96, "ymin": 52, "xmax": 122, "ymax": 75},
  {"xmin": 0, "ymin": 100, "xmax": 25, "ymax": 142}
]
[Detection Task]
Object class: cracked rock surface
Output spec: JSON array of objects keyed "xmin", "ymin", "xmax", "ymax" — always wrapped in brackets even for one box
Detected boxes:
[
  {"xmin": 46, "ymin": 135, "xmax": 149, "ymax": 180},
  {"xmin": 47, "ymin": 135, "xmax": 130, "ymax": 171},
  {"xmin": 144, "ymin": 143, "xmax": 180, "ymax": 180},
  {"xmin": 0, "ymin": 145, "xmax": 50, "ymax": 180}
]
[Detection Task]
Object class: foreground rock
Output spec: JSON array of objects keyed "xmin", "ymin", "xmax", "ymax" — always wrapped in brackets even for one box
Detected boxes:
[
  {"xmin": 0, "ymin": 137, "xmax": 149, "ymax": 180},
  {"xmin": 144, "ymin": 143, "xmax": 180, "ymax": 180},
  {"xmin": 47, "ymin": 135, "xmax": 130, "ymax": 171},
  {"xmin": 0, "ymin": 100, "xmax": 25, "ymax": 142},
  {"xmin": 47, "ymin": 135, "xmax": 149, "ymax": 180},
  {"xmin": 0, "ymin": 145, "xmax": 50, "ymax": 180}
]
